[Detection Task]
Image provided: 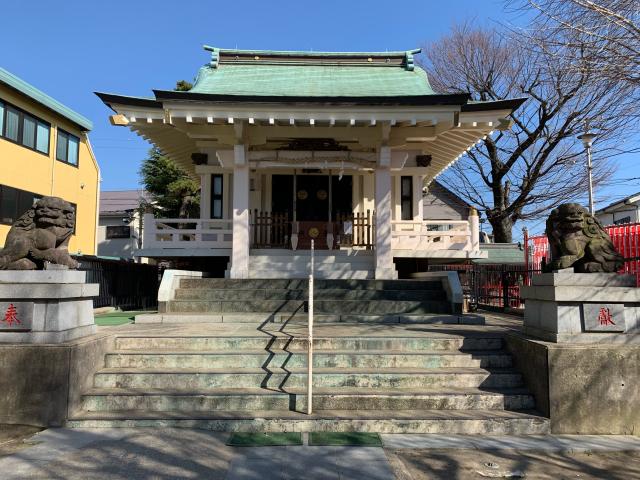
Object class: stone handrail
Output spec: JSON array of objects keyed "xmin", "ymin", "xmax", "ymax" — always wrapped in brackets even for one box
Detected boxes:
[
  {"xmin": 142, "ymin": 214, "xmax": 233, "ymax": 249},
  {"xmin": 391, "ymin": 220, "xmax": 476, "ymax": 251}
]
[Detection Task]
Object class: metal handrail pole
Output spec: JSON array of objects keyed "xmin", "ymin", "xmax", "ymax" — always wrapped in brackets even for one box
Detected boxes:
[{"xmin": 307, "ymin": 239, "xmax": 314, "ymax": 415}]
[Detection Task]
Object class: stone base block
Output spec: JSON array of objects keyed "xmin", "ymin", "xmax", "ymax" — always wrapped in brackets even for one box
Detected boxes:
[
  {"xmin": 506, "ymin": 332, "xmax": 640, "ymax": 434},
  {"xmin": 522, "ymin": 272, "xmax": 640, "ymax": 343},
  {"xmin": 0, "ymin": 270, "xmax": 98, "ymax": 344}
]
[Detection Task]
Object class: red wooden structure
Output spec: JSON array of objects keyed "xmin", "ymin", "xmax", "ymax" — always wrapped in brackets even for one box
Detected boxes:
[{"xmin": 528, "ymin": 222, "xmax": 640, "ymax": 286}]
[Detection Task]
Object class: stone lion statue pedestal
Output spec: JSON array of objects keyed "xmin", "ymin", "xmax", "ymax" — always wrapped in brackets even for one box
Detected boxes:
[
  {"xmin": 0, "ymin": 197, "xmax": 98, "ymax": 344},
  {"xmin": 507, "ymin": 204, "xmax": 639, "ymax": 435},
  {"xmin": 0, "ymin": 270, "xmax": 98, "ymax": 343},
  {"xmin": 522, "ymin": 270, "xmax": 640, "ymax": 343},
  {"xmin": 522, "ymin": 203, "xmax": 638, "ymax": 343}
]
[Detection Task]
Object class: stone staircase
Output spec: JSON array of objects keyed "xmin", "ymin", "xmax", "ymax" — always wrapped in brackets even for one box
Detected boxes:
[
  {"xmin": 68, "ymin": 324, "xmax": 548, "ymax": 433},
  {"xmin": 229, "ymin": 249, "xmax": 375, "ymax": 279},
  {"xmin": 67, "ymin": 278, "xmax": 548, "ymax": 433},
  {"xmin": 161, "ymin": 278, "xmax": 458, "ymax": 321}
]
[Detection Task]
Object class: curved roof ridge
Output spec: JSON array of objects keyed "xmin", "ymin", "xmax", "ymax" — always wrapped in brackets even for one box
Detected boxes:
[{"xmin": 203, "ymin": 45, "xmax": 421, "ymax": 57}]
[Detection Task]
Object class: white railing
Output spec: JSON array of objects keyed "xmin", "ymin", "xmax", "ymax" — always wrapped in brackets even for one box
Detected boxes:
[
  {"xmin": 391, "ymin": 220, "xmax": 477, "ymax": 252},
  {"xmin": 307, "ymin": 239, "xmax": 314, "ymax": 415},
  {"xmin": 142, "ymin": 214, "xmax": 233, "ymax": 249}
]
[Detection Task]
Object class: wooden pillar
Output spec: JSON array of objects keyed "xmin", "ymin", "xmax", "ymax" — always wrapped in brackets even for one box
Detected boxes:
[
  {"xmin": 230, "ymin": 143, "xmax": 250, "ymax": 278},
  {"xmin": 375, "ymin": 146, "xmax": 396, "ymax": 279}
]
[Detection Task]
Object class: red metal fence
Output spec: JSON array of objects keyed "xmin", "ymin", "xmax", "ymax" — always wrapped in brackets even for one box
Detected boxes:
[
  {"xmin": 429, "ymin": 222, "xmax": 640, "ymax": 314},
  {"xmin": 528, "ymin": 222, "xmax": 640, "ymax": 285}
]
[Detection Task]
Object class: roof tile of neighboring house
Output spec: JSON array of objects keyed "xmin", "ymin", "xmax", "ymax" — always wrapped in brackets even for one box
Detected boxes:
[
  {"xmin": 596, "ymin": 191, "xmax": 640, "ymax": 214},
  {"xmin": 100, "ymin": 190, "xmax": 149, "ymax": 214}
]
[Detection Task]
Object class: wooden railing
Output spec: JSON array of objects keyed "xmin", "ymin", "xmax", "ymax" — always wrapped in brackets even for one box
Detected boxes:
[
  {"xmin": 335, "ymin": 210, "xmax": 373, "ymax": 249},
  {"xmin": 250, "ymin": 210, "xmax": 290, "ymax": 248},
  {"xmin": 142, "ymin": 215, "xmax": 232, "ymax": 249},
  {"xmin": 391, "ymin": 220, "xmax": 473, "ymax": 251},
  {"xmin": 248, "ymin": 211, "xmax": 374, "ymax": 249}
]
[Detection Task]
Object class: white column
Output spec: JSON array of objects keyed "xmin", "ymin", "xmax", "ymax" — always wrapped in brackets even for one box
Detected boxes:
[
  {"xmin": 469, "ymin": 207, "xmax": 480, "ymax": 252},
  {"xmin": 375, "ymin": 146, "xmax": 396, "ymax": 279},
  {"xmin": 200, "ymin": 174, "xmax": 211, "ymax": 219},
  {"xmin": 142, "ymin": 213, "xmax": 155, "ymax": 249},
  {"xmin": 230, "ymin": 144, "xmax": 250, "ymax": 278}
]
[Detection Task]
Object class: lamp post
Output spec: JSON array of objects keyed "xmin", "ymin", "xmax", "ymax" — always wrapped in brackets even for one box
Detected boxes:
[{"xmin": 577, "ymin": 130, "xmax": 596, "ymax": 215}]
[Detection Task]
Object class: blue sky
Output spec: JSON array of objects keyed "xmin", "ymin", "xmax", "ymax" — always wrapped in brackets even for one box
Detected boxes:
[{"xmin": 2, "ymin": 0, "xmax": 637, "ymax": 235}]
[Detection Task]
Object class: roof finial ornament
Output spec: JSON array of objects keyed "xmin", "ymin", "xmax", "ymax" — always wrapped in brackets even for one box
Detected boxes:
[
  {"xmin": 405, "ymin": 48, "xmax": 421, "ymax": 71},
  {"xmin": 203, "ymin": 45, "xmax": 220, "ymax": 69}
]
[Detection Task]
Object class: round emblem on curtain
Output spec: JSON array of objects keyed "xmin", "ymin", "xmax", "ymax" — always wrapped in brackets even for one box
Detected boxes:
[
  {"xmin": 316, "ymin": 189, "xmax": 328, "ymax": 200},
  {"xmin": 297, "ymin": 190, "xmax": 308, "ymax": 200},
  {"xmin": 308, "ymin": 227, "xmax": 320, "ymax": 239}
]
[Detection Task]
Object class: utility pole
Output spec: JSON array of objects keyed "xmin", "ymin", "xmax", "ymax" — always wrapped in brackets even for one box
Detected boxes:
[{"xmin": 578, "ymin": 130, "xmax": 596, "ymax": 215}]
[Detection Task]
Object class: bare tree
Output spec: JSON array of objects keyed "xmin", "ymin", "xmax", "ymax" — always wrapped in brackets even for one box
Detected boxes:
[
  {"xmin": 420, "ymin": 24, "xmax": 635, "ymax": 242},
  {"xmin": 518, "ymin": 0, "xmax": 640, "ymax": 88}
]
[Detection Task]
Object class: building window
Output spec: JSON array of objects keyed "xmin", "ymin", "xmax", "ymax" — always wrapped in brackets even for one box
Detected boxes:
[
  {"xmin": 56, "ymin": 129, "xmax": 79, "ymax": 166},
  {"xmin": 613, "ymin": 216, "xmax": 631, "ymax": 225},
  {"xmin": 211, "ymin": 174, "xmax": 223, "ymax": 219},
  {"xmin": 0, "ymin": 185, "xmax": 41, "ymax": 225},
  {"xmin": 0, "ymin": 99, "xmax": 50, "ymax": 154},
  {"xmin": 106, "ymin": 225, "xmax": 131, "ymax": 239},
  {"xmin": 400, "ymin": 176, "xmax": 413, "ymax": 221}
]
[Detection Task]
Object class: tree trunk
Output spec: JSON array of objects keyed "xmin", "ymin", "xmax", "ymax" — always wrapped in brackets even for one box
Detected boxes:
[{"xmin": 488, "ymin": 216, "xmax": 513, "ymax": 243}]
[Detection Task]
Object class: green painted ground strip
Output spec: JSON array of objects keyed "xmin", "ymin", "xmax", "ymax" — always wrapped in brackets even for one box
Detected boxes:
[
  {"xmin": 94, "ymin": 311, "xmax": 151, "ymax": 326},
  {"xmin": 226, "ymin": 432, "xmax": 303, "ymax": 447},
  {"xmin": 309, "ymin": 432, "xmax": 383, "ymax": 447}
]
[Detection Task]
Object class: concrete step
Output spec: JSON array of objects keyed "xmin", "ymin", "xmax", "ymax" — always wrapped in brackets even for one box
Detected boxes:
[
  {"xmin": 250, "ymin": 249, "xmax": 374, "ymax": 258},
  {"xmin": 165, "ymin": 299, "xmax": 451, "ymax": 314},
  {"xmin": 246, "ymin": 269, "xmax": 374, "ymax": 280},
  {"xmin": 66, "ymin": 409, "xmax": 550, "ymax": 434},
  {"xmin": 93, "ymin": 367, "xmax": 523, "ymax": 389},
  {"xmin": 81, "ymin": 387, "xmax": 534, "ymax": 412},
  {"xmin": 246, "ymin": 257, "xmax": 375, "ymax": 265},
  {"xmin": 104, "ymin": 349, "xmax": 512, "ymax": 369},
  {"xmin": 179, "ymin": 278, "xmax": 442, "ymax": 290},
  {"xmin": 134, "ymin": 313, "xmax": 484, "ymax": 325},
  {"xmin": 114, "ymin": 335, "xmax": 503, "ymax": 352},
  {"xmin": 173, "ymin": 288, "xmax": 447, "ymax": 302}
]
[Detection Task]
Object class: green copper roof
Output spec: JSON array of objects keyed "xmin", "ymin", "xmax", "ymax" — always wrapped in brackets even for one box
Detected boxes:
[
  {"xmin": 474, "ymin": 244, "xmax": 526, "ymax": 265},
  {"xmin": 0, "ymin": 67, "xmax": 92, "ymax": 131},
  {"xmin": 187, "ymin": 46, "xmax": 435, "ymax": 98}
]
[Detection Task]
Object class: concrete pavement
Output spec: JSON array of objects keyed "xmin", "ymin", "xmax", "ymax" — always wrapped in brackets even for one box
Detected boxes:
[{"xmin": 2, "ymin": 428, "xmax": 640, "ymax": 479}]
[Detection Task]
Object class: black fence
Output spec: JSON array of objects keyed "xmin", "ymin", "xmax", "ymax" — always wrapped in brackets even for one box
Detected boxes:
[
  {"xmin": 427, "ymin": 264, "xmax": 542, "ymax": 314},
  {"xmin": 74, "ymin": 256, "xmax": 159, "ymax": 309}
]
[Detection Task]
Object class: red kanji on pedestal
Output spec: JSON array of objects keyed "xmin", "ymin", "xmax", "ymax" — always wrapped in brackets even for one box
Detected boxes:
[
  {"xmin": 3, "ymin": 304, "xmax": 20, "ymax": 327},
  {"xmin": 597, "ymin": 307, "xmax": 616, "ymax": 326}
]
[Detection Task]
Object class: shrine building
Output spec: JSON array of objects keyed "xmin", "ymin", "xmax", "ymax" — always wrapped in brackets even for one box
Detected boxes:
[{"xmin": 97, "ymin": 46, "xmax": 524, "ymax": 279}]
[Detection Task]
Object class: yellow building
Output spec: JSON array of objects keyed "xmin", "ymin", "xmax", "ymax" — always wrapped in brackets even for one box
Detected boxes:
[{"xmin": 0, "ymin": 67, "xmax": 99, "ymax": 255}]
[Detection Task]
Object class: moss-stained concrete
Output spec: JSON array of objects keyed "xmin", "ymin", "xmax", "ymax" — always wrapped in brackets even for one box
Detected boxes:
[
  {"xmin": 0, "ymin": 333, "xmax": 114, "ymax": 427},
  {"xmin": 506, "ymin": 332, "xmax": 640, "ymax": 434}
]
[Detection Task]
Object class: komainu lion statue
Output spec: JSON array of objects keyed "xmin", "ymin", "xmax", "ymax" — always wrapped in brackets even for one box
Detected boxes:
[
  {"xmin": 0, "ymin": 196, "xmax": 79, "ymax": 270},
  {"xmin": 544, "ymin": 203, "xmax": 624, "ymax": 273}
]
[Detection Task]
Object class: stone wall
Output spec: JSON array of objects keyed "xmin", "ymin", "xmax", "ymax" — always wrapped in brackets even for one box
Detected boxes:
[
  {"xmin": 506, "ymin": 332, "xmax": 640, "ymax": 434},
  {"xmin": 0, "ymin": 333, "xmax": 114, "ymax": 427}
]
